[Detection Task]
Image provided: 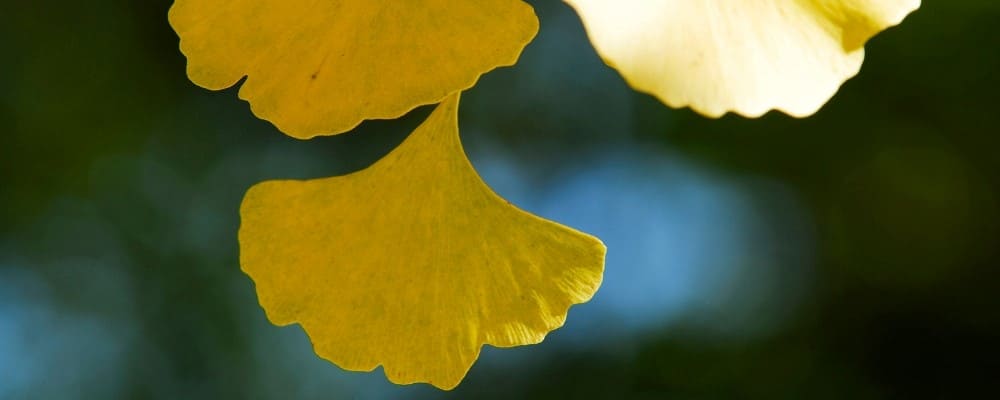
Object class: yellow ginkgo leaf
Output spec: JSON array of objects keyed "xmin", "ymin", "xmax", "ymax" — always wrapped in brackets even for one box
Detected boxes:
[
  {"xmin": 565, "ymin": 0, "xmax": 920, "ymax": 118},
  {"xmin": 239, "ymin": 93, "xmax": 606, "ymax": 389},
  {"xmin": 168, "ymin": 1, "xmax": 538, "ymax": 138}
]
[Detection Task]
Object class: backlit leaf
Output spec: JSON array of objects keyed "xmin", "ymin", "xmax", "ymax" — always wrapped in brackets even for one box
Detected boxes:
[
  {"xmin": 168, "ymin": 1, "xmax": 538, "ymax": 138},
  {"xmin": 239, "ymin": 94, "xmax": 606, "ymax": 389},
  {"xmin": 565, "ymin": 0, "xmax": 921, "ymax": 118}
]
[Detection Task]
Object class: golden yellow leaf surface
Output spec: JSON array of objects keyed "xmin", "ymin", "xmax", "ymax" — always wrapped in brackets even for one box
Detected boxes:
[
  {"xmin": 565, "ymin": 0, "xmax": 920, "ymax": 118},
  {"xmin": 168, "ymin": 1, "xmax": 538, "ymax": 139},
  {"xmin": 239, "ymin": 94, "xmax": 606, "ymax": 389}
]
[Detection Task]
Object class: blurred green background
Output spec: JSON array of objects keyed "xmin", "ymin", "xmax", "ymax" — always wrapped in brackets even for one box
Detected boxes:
[{"xmin": 2, "ymin": 1, "xmax": 998, "ymax": 399}]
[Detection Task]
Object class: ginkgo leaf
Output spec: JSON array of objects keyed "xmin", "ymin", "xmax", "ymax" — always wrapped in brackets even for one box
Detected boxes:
[
  {"xmin": 239, "ymin": 93, "xmax": 606, "ymax": 389},
  {"xmin": 565, "ymin": 0, "xmax": 921, "ymax": 118},
  {"xmin": 168, "ymin": 1, "xmax": 538, "ymax": 139}
]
